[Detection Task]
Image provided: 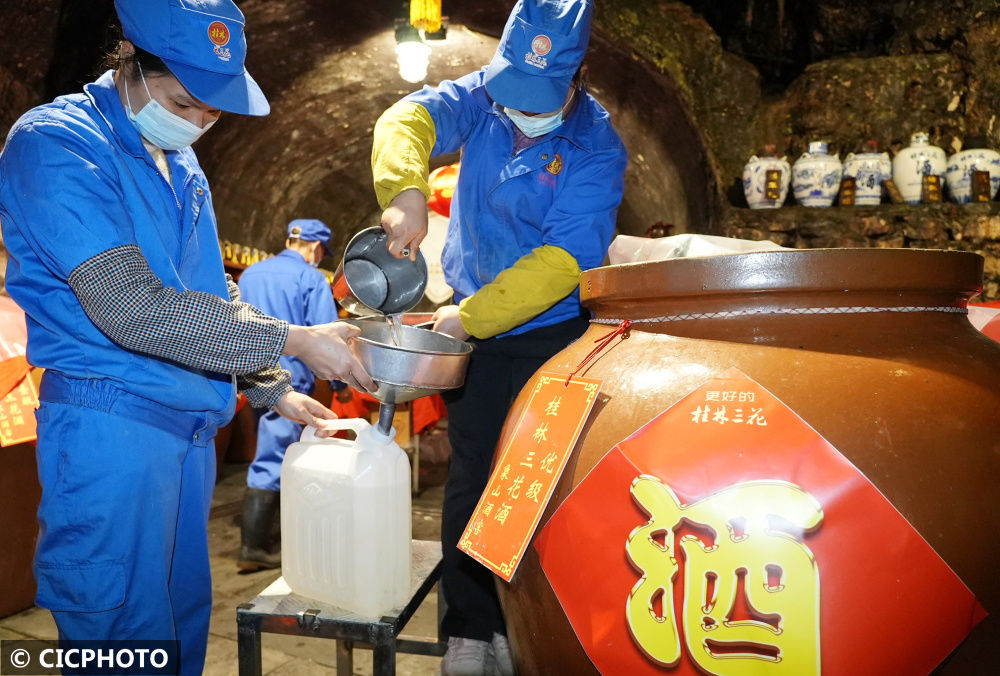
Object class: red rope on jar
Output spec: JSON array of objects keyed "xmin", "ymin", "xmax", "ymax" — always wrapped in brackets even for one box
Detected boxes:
[{"xmin": 565, "ymin": 319, "xmax": 631, "ymax": 385}]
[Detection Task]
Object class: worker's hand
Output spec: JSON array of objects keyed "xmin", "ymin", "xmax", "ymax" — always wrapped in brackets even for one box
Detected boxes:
[
  {"xmin": 380, "ymin": 188, "xmax": 428, "ymax": 261},
  {"xmin": 432, "ymin": 304, "xmax": 470, "ymax": 341},
  {"xmin": 273, "ymin": 391, "xmax": 341, "ymax": 438},
  {"xmin": 283, "ymin": 322, "xmax": 377, "ymax": 393}
]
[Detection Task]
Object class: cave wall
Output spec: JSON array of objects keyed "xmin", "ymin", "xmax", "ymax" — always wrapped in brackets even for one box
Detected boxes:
[{"xmin": 4, "ymin": 0, "xmax": 1000, "ymax": 297}]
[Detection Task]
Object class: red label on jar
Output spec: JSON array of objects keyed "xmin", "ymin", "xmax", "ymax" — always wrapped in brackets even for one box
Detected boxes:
[
  {"xmin": 534, "ymin": 367, "xmax": 985, "ymax": 675},
  {"xmin": 460, "ymin": 373, "xmax": 601, "ymax": 581}
]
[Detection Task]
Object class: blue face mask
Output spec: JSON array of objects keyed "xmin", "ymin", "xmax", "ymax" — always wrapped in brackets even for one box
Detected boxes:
[
  {"xmin": 124, "ymin": 64, "xmax": 214, "ymax": 150},
  {"xmin": 504, "ymin": 107, "xmax": 564, "ymax": 138}
]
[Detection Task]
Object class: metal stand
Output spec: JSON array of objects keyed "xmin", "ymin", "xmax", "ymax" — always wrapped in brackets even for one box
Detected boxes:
[{"xmin": 236, "ymin": 540, "xmax": 446, "ymax": 676}]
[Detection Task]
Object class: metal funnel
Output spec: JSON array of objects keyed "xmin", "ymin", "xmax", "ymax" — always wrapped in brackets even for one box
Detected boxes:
[{"xmin": 346, "ymin": 317, "xmax": 473, "ymax": 433}]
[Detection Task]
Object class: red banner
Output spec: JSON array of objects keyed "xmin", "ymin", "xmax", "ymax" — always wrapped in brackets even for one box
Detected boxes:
[
  {"xmin": 460, "ymin": 373, "xmax": 601, "ymax": 581},
  {"xmin": 535, "ymin": 367, "xmax": 985, "ymax": 675}
]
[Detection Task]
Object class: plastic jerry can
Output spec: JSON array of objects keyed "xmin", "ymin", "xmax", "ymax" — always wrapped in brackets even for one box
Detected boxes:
[{"xmin": 280, "ymin": 417, "xmax": 411, "ymax": 618}]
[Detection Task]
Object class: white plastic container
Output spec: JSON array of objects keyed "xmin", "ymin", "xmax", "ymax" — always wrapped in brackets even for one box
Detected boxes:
[{"xmin": 280, "ymin": 418, "xmax": 411, "ymax": 618}]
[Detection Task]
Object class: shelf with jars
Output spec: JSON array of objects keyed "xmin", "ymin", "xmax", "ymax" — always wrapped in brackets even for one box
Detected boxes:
[
  {"xmin": 220, "ymin": 239, "xmax": 274, "ymax": 273},
  {"xmin": 218, "ymin": 239, "xmax": 336, "ymax": 287},
  {"xmin": 741, "ymin": 133, "xmax": 1000, "ymax": 210}
]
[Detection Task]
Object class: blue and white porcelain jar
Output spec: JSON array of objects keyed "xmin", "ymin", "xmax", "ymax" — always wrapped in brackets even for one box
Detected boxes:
[
  {"xmin": 792, "ymin": 141, "xmax": 843, "ymax": 207},
  {"xmin": 892, "ymin": 132, "xmax": 946, "ymax": 204},
  {"xmin": 743, "ymin": 148, "xmax": 790, "ymax": 209},
  {"xmin": 843, "ymin": 143, "xmax": 892, "ymax": 206},
  {"xmin": 945, "ymin": 146, "xmax": 1000, "ymax": 203}
]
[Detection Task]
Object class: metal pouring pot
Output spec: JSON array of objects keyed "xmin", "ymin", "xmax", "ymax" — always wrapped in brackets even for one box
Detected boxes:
[
  {"xmin": 333, "ymin": 227, "xmax": 428, "ymax": 315},
  {"xmin": 346, "ymin": 316, "xmax": 473, "ymax": 406}
]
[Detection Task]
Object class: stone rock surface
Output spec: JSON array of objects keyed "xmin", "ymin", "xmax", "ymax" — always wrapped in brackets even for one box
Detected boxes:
[{"xmin": 4, "ymin": 0, "xmax": 1000, "ymax": 300}]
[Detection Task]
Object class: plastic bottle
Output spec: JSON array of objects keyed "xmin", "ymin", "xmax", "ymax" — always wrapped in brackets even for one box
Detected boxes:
[{"xmin": 280, "ymin": 418, "xmax": 411, "ymax": 618}]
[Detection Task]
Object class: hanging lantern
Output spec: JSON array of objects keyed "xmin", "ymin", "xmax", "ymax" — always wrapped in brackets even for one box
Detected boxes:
[
  {"xmin": 410, "ymin": 0, "xmax": 442, "ymax": 33},
  {"xmin": 427, "ymin": 162, "xmax": 459, "ymax": 217}
]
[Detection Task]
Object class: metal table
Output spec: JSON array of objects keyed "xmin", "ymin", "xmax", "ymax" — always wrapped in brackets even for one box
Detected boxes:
[{"xmin": 236, "ymin": 540, "xmax": 446, "ymax": 676}]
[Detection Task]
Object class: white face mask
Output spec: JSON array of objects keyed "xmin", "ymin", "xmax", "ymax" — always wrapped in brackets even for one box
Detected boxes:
[
  {"xmin": 504, "ymin": 107, "xmax": 564, "ymax": 138},
  {"xmin": 124, "ymin": 64, "xmax": 214, "ymax": 150}
]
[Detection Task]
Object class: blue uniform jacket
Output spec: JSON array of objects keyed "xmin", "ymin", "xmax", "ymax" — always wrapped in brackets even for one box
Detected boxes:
[
  {"xmin": 405, "ymin": 69, "xmax": 627, "ymax": 336},
  {"xmin": 0, "ymin": 71, "xmax": 235, "ymax": 422},
  {"xmin": 237, "ymin": 249, "xmax": 336, "ymax": 394}
]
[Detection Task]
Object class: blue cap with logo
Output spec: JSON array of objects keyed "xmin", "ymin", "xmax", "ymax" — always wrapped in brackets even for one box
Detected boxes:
[
  {"xmin": 287, "ymin": 219, "xmax": 332, "ymax": 255},
  {"xmin": 114, "ymin": 0, "xmax": 269, "ymax": 116},
  {"xmin": 483, "ymin": 0, "xmax": 592, "ymax": 113}
]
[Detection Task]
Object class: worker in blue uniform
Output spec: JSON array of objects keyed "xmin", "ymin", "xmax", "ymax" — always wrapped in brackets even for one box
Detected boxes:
[
  {"xmin": 236, "ymin": 218, "xmax": 341, "ymax": 571},
  {"xmin": 0, "ymin": 2, "xmax": 374, "ymax": 674},
  {"xmin": 371, "ymin": 1, "xmax": 627, "ymax": 674}
]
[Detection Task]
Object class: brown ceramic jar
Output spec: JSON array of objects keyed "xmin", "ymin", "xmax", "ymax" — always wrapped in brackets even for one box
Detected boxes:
[{"xmin": 495, "ymin": 248, "xmax": 1000, "ymax": 675}]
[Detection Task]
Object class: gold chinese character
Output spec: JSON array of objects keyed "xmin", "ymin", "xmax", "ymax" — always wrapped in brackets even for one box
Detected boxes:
[
  {"xmin": 746, "ymin": 408, "xmax": 768, "ymax": 426},
  {"xmin": 499, "ymin": 464, "xmax": 511, "ymax": 481},
  {"xmin": 508, "ymin": 476, "xmax": 524, "ymax": 499},
  {"xmin": 705, "ymin": 391, "xmax": 721, "ymax": 401},
  {"xmin": 545, "ymin": 396, "xmax": 562, "ymax": 416},
  {"xmin": 711, "ymin": 405, "xmax": 729, "ymax": 424},
  {"xmin": 532, "ymin": 422, "xmax": 549, "ymax": 443},
  {"xmin": 691, "ymin": 405, "xmax": 709, "ymax": 423},
  {"xmin": 520, "ymin": 450, "xmax": 535, "ymax": 469},
  {"xmin": 495, "ymin": 503, "xmax": 512, "ymax": 525},
  {"xmin": 625, "ymin": 476, "xmax": 823, "ymax": 675},
  {"xmin": 539, "ymin": 452, "xmax": 558, "ymax": 474},
  {"xmin": 483, "ymin": 502, "xmax": 494, "ymax": 517},
  {"xmin": 525, "ymin": 480, "xmax": 544, "ymax": 503}
]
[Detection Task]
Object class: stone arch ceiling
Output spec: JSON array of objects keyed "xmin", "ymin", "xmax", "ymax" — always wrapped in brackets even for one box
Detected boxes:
[{"xmin": 198, "ymin": 0, "xmax": 715, "ymax": 259}]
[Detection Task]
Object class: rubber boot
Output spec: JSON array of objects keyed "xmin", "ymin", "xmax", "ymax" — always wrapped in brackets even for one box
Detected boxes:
[{"xmin": 238, "ymin": 487, "xmax": 281, "ymax": 572}]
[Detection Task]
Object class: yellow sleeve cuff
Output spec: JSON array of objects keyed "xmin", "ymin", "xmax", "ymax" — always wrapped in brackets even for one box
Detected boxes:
[
  {"xmin": 371, "ymin": 101, "xmax": 437, "ymax": 210},
  {"xmin": 458, "ymin": 245, "xmax": 582, "ymax": 339}
]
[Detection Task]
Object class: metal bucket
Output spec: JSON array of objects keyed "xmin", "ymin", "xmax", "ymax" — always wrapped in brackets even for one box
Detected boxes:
[
  {"xmin": 333, "ymin": 227, "xmax": 428, "ymax": 315},
  {"xmin": 345, "ymin": 317, "xmax": 473, "ymax": 404}
]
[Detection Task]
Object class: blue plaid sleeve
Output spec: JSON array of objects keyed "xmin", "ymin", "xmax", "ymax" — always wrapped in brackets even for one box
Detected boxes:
[
  {"xmin": 223, "ymin": 272, "xmax": 295, "ymax": 407},
  {"xmin": 69, "ymin": 245, "xmax": 289, "ymax": 377}
]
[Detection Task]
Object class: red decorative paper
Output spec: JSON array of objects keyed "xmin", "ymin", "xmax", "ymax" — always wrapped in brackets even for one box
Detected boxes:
[
  {"xmin": 535, "ymin": 367, "xmax": 985, "ymax": 675},
  {"xmin": 459, "ymin": 373, "xmax": 601, "ymax": 581}
]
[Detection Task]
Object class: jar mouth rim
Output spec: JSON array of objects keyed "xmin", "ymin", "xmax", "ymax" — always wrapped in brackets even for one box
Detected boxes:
[{"xmin": 582, "ymin": 248, "xmax": 983, "ymax": 305}]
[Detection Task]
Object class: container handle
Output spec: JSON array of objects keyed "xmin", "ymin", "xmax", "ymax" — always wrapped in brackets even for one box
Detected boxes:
[{"xmin": 300, "ymin": 417, "xmax": 372, "ymax": 443}]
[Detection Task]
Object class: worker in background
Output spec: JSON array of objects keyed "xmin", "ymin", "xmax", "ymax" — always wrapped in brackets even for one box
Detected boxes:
[
  {"xmin": 236, "ymin": 219, "xmax": 339, "ymax": 571},
  {"xmin": 0, "ymin": 2, "xmax": 374, "ymax": 673},
  {"xmin": 371, "ymin": 1, "xmax": 627, "ymax": 674}
]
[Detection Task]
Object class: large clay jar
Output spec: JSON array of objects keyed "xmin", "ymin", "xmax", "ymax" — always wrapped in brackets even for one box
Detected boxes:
[{"xmin": 496, "ymin": 248, "xmax": 1000, "ymax": 676}]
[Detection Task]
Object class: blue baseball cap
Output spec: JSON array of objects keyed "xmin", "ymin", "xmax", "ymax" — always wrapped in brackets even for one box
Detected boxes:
[
  {"xmin": 114, "ymin": 0, "xmax": 269, "ymax": 116},
  {"xmin": 287, "ymin": 219, "xmax": 332, "ymax": 256},
  {"xmin": 483, "ymin": 0, "xmax": 592, "ymax": 113}
]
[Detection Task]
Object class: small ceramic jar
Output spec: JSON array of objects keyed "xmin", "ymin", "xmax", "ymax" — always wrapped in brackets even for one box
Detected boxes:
[
  {"xmin": 945, "ymin": 146, "xmax": 1000, "ymax": 204},
  {"xmin": 743, "ymin": 147, "xmax": 790, "ymax": 209},
  {"xmin": 843, "ymin": 142, "xmax": 892, "ymax": 206},
  {"xmin": 892, "ymin": 132, "xmax": 946, "ymax": 204},
  {"xmin": 792, "ymin": 141, "xmax": 843, "ymax": 207}
]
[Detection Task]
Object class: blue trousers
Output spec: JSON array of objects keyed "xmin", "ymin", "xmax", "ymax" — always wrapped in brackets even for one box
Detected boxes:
[
  {"xmin": 33, "ymin": 397, "xmax": 217, "ymax": 676},
  {"xmin": 246, "ymin": 409, "xmax": 303, "ymax": 491}
]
